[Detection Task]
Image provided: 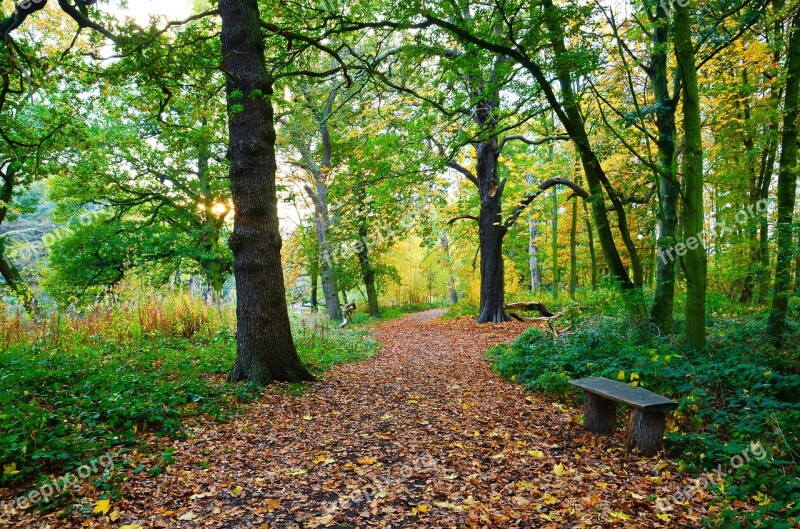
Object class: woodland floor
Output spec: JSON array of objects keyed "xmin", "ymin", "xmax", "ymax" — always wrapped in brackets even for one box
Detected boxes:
[{"xmin": 12, "ymin": 310, "xmax": 713, "ymax": 528}]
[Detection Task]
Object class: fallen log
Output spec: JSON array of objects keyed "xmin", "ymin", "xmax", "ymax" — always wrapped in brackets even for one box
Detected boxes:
[{"xmin": 504, "ymin": 302, "xmax": 556, "ymax": 318}]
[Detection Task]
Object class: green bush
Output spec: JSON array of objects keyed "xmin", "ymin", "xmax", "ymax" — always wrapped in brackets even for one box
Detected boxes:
[{"xmin": 488, "ymin": 316, "xmax": 800, "ymax": 528}]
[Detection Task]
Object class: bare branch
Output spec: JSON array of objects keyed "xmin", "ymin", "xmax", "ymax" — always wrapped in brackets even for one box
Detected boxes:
[
  {"xmin": 448, "ymin": 215, "xmax": 480, "ymax": 226},
  {"xmin": 504, "ymin": 178, "xmax": 589, "ymax": 229},
  {"xmin": 498, "ymin": 134, "xmax": 570, "ymax": 153}
]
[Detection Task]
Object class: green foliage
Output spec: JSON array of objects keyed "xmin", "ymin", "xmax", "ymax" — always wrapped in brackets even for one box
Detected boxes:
[
  {"xmin": 0, "ymin": 335, "xmax": 255, "ymax": 486},
  {"xmin": 488, "ymin": 316, "xmax": 800, "ymax": 527},
  {"xmin": 0, "ymin": 294, "xmax": 379, "ymax": 489},
  {"xmin": 293, "ymin": 313, "xmax": 379, "ymax": 374}
]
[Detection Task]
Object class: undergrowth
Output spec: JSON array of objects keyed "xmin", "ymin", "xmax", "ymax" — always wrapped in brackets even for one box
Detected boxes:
[
  {"xmin": 488, "ymin": 309, "xmax": 800, "ymax": 528},
  {"xmin": 0, "ymin": 290, "xmax": 379, "ymax": 496}
]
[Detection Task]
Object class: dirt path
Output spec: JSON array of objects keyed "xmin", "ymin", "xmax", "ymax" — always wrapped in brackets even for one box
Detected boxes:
[{"xmin": 28, "ymin": 313, "xmax": 708, "ymax": 528}]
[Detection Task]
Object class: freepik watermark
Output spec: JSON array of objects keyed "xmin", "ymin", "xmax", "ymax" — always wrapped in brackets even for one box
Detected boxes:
[
  {"xmin": 323, "ymin": 221, "xmax": 410, "ymax": 268},
  {"xmin": 658, "ymin": 0, "xmax": 692, "ymax": 14},
  {"xmin": 655, "ymin": 442, "xmax": 768, "ymax": 512},
  {"xmin": 1, "ymin": 454, "xmax": 115, "ymax": 513},
  {"xmin": 657, "ymin": 199, "xmax": 769, "ymax": 266},
  {"xmin": 8, "ymin": 208, "xmax": 113, "ymax": 263}
]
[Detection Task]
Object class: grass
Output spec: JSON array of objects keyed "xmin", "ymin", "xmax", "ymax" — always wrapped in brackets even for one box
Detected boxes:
[{"xmin": 0, "ymin": 289, "xmax": 379, "ymax": 495}]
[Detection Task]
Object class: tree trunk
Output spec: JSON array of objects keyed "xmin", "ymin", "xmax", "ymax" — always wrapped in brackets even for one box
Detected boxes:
[
  {"xmin": 525, "ymin": 173, "xmax": 542, "ymax": 291},
  {"xmin": 796, "ymin": 225, "xmax": 800, "ymax": 292},
  {"xmin": 542, "ymin": 0, "xmax": 644, "ymax": 318},
  {"xmin": 476, "ymin": 137, "xmax": 510, "ymax": 324},
  {"xmin": 315, "ymin": 209, "xmax": 342, "ymax": 320},
  {"xmin": 569, "ymin": 176, "xmax": 579, "ymax": 298},
  {"xmin": 551, "ymin": 169, "xmax": 560, "ymax": 301},
  {"xmin": 310, "ymin": 260, "xmax": 319, "ymax": 312},
  {"xmin": 0, "ymin": 163, "xmax": 36, "ymax": 313},
  {"xmin": 675, "ymin": 2, "xmax": 707, "ymax": 350},
  {"xmin": 219, "ymin": 0, "xmax": 314, "ymax": 385},
  {"xmin": 583, "ymin": 200, "xmax": 598, "ymax": 290},
  {"xmin": 197, "ymin": 141, "xmax": 229, "ymax": 295},
  {"xmin": 441, "ymin": 230, "xmax": 459, "ymax": 305},
  {"xmin": 649, "ymin": 2, "xmax": 680, "ymax": 333},
  {"xmin": 357, "ymin": 223, "xmax": 380, "ymax": 316},
  {"xmin": 767, "ymin": 13, "xmax": 800, "ymax": 343}
]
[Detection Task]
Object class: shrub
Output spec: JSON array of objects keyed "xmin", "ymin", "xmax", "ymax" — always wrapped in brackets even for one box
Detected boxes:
[{"xmin": 488, "ymin": 316, "xmax": 800, "ymax": 528}]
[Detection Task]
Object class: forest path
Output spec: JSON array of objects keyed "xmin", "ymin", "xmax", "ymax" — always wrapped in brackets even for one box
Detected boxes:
[{"xmin": 115, "ymin": 313, "xmax": 704, "ymax": 528}]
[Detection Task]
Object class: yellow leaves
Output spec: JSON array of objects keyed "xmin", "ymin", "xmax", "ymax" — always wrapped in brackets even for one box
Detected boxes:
[
  {"xmin": 92, "ymin": 499, "xmax": 111, "ymax": 515},
  {"xmin": 542, "ymin": 493, "xmax": 558, "ymax": 505},
  {"xmin": 609, "ymin": 510, "xmax": 631, "ymax": 521},
  {"xmin": 302, "ymin": 415, "xmax": 313, "ymax": 421},
  {"xmin": 528, "ymin": 449, "xmax": 545, "ymax": 459},
  {"xmin": 516, "ymin": 480, "xmax": 533, "ymax": 492},
  {"xmin": 119, "ymin": 525, "xmax": 144, "ymax": 529},
  {"xmin": 178, "ymin": 511, "xmax": 198, "ymax": 521},
  {"xmin": 617, "ymin": 370, "xmax": 626, "ymax": 381},
  {"xmin": 753, "ymin": 491, "xmax": 772, "ymax": 506},
  {"xmin": 3, "ymin": 463, "xmax": 20, "ymax": 475},
  {"xmin": 231, "ymin": 486, "xmax": 244, "ymax": 496},
  {"xmin": 285, "ymin": 468, "xmax": 308, "ymax": 476},
  {"xmin": 357, "ymin": 455, "xmax": 378, "ymax": 466},
  {"xmin": 411, "ymin": 503, "xmax": 430, "ymax": 516},
  {"xmin": 552, "ymin": 463, "xmax": 566, "ymax": 477},
  {"xmin": 312, "ymin": 455, "xmax": 335, "ymax": 466},
  {"xmin": 657, "ymin": 513, "xmax": 672, "ymax": 522}
]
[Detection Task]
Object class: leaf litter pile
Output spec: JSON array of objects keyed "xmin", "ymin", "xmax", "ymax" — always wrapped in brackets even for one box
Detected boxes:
[{"xmin": 6, "ymin": 310, "xmax": 713, "ymax": 528}]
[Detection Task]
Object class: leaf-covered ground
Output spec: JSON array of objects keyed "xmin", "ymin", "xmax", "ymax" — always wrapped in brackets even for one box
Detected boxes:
[{"xmin": 5, "ymin": 311, "xmax": 712, "ymax": 528}]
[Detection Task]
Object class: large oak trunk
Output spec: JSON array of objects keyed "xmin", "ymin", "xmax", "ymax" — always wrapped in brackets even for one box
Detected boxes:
[
  {"xmin": 476, "ymin": 139, "xmax": 510, "ymax": 324},
  {"xmin": 219, "ymin": 0, "xmax": 314, "ymax": 385}
]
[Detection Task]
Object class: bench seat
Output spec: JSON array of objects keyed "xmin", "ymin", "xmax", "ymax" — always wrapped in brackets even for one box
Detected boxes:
[{"xmin": 568, "ymin": 376, "xmax": 678, "ymax": 456}]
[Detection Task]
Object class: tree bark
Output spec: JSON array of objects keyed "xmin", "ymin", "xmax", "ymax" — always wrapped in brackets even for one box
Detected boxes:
[
  {"xmin": 627, "ymin": 410, "xmax": 667, "ymax": 457},
  {"xmin": 219, "ymin": 0, "xmax": 314, "ymax": 384},
  {"xmin": 569, "ymin": 176, "xmax": 579, "ymax": 298},
  {"xmin": 767, "ymin": 13, "xmax": 800, "ymax": 343},
  {"xmin": 440, "ymin": 230, "xmax": 459, "ymax": 305},
  {"xmin": 357, "ymin": 222, "xmax": 380, "ymax": 316},
  {"xmin": 583, "ymin": 200, "xmax": 598, "ymax": 290},
  {"xmin": 476, "ymin": 137, "xmax": 510, "ymax": 323},
  {"xmin": 310, "ymin": 259, "xmax": 319, "ymax": 312},
  {"xmin": 0, "ymin": 163, "xmax": 36, "ymax": 313},
  {"xmin": 675, "ymin": 2, "xmax": 707, "ymax": 350},
  {"xmin": 583, "ymin": 394, "xmax": 616, "ymax": 435},
  {"xmin": 649, "ymin": 1, "xmax": 680, "ymax": 334},
  {"xmin": 525, "ymin": 173, "xmax": 542, "ymax": 292},
  {"xmin": 551, "ymin": 164, "xmax": 560, "ymax": 301}
]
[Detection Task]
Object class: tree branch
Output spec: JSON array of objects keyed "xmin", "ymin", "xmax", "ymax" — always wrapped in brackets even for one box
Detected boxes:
[
  {"xmin": 447, "ymin": 215, "xmax": 480, "ymax": 226},
  {"xmin": 504, "ymin": 178, "xmax": 589, "ymax": 229},
  {"xmin": 498, "ymin": 134, "xmax": 570, "ymax": 153}
]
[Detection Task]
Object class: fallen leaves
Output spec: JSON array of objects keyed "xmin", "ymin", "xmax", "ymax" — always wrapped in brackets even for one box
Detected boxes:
[{"xmin": 0, "ymin": 311, "xmax": 714, "ymax": 528}]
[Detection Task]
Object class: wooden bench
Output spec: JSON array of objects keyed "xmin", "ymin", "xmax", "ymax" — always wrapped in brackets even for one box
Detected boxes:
[{"xmin": 568, "ymin": 377, "xmax": 678, "ymax": 456}]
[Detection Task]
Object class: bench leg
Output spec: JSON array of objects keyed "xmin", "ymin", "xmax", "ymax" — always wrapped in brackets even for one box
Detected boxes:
[
  {"xmin": 583, "ymin": 393, "xmax": 616, "ymax": 435},
  {"xmin": 627, "ymin": 409, "xmax": 667, "ymax": 457}
]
